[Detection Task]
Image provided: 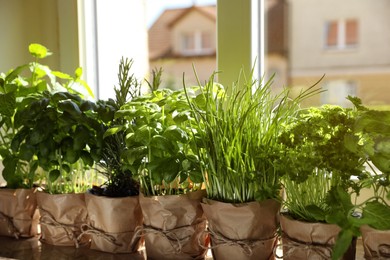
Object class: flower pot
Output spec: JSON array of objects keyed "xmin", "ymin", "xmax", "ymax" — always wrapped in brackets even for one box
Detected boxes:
[
  {"xmin": 36, "ymin": 192, "xmax": 88, "ymax": 247},
  {"xmin": 139, "ymin": 190, "xmax": 208, "ymax": 260},
  {"xmin": 361, "ymin": 225, "xmax": 390, "ymax": 258},
  {"xmin": 0, "ymin": 188, "xmax": 39, "ymax": 238},
  {"xmin": 201, "ymin": 198, "xmax": 280, "ymax": 260},
  {"xmin": 79, "ymin": 192, "xmax": 143, "ymax": 253},
  {"xmin": 279, "ymin": 214, "xmax": 356, "ymax": 259}
]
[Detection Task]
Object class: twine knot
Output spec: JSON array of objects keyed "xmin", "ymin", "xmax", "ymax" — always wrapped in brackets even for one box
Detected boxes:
[
  {"xmin": 204, "ymin": 227, "xmax": 277, "ymax": 256},
  {"xmin": 39, "ymin": 208, "xmax": 84, "ymax": 248},
  {"xmin": 275, "ymin": 233, "xmax": 333, "ymax": 259}
]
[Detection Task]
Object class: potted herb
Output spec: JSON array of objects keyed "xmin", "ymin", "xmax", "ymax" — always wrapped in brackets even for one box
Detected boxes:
[
  {"xmin": 184, "ymin": 71, "xmax": 320, "ymax": 260},
  {"xmin": 80, "ymin": 58, "xmax": 143, "ymax": 254},
  {"xmin": 277, "ymin": 103, "xmax": 368, "ymax": 259},
  {"xmin": 9, "ymin": 45, "xmax": 100, "ymax": 247},
  {"xmin": 112, "ymin": 70, "xmax": 208, "ymax": 259},
  {"xmin": 344, "ymin": 97, "xmax": 390, "ymax": 259},
  {"xmin": 0, "ymin": 43, "xmax": 91, "ymax": 239}
]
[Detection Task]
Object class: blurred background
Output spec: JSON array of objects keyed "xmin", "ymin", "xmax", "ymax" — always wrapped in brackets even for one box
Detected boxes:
[{"xmin": 0, "ymin": 0, "xmax": 389, "ymax": 108}]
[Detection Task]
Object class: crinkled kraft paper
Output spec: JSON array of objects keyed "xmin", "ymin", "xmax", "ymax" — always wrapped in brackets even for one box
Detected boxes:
[
  {"xmin": 201, "ymin": 198, "xmax": 280, "ymax": 260},
  {"xmin": 83, "ymin": 192, "xmax": 143, "ymax": 253},
  {"xmin": 280, "ymin": 214, "xmax": 356, "ymax": 260},
  {"xmin": 361, "ymin": 225, "xmax": 390, "ymax": 259},
  {"xmin": 0, "ymin": 188, "xmax": 39, "ymax": 238},
  {"xmin": 139, "ymin": 190, "xmax": 208, "ymax": 260},
  {"xmin": 37, "ymin": 192, "xmax": 88, "ymax": 247}
]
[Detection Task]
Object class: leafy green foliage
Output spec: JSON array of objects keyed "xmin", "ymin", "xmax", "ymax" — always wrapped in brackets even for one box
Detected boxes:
[
  {"xmin": 345, "ymin": 96, "xmax": 390, "ymax": 231},
  {"xmin": 0, "ymin": 43, "xmax": 98, "ymax": 191},
  {"xmin": 93, "ymin": 58, "xmax": 140, "ymax": 197},
  {"xmin": 113, "ymin": 80, "xmax": 203, "ymax": 196},
  {"xmin": 278, "ymin": 102, "xmax": 371, "ymax": 259},
  {"xmin": 184, "ymin": 71, "xmax": 321, "ymax": 203},
  {"xmin": 10, "ymin": 90, "xmax": 105, "ymax": 193}
]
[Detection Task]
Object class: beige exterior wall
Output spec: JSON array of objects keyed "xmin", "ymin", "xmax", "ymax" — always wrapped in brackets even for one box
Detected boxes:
[
  {"xmin": 289, "ymin": 0, "xmax": 390, "ymax": 70},
  {"xmin": 150, "ymin": 57, "xmax": 216, "ymax": 89},
  {"xmin": 291, "ymin": 73, "xmax": 390, "ymax": 108},
  {"xmin": 266, "ymin": 54, "xmax": 289, "ymax": 94},
  {"xmin": 171, "ymin": 11, "xmax": 216, "ymax": 56},
  {"xmin": 288, "ymin": 0, "xmax": 390, "ymax": 107}
]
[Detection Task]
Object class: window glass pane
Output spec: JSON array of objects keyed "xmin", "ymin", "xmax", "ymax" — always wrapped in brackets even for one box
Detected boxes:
[
  {"xmin": 326, "ymin": 21, "xmax": 339, "ymax": 47},
  {"xmin": 201, "ymin": 31, "xmax": 212, "ymax": 49},
  {"xmin": 182, "ymin": 32, "xmax": 195, "ymax": 51},
  {"xmin": 346, "ymin": 19, "xmax": 358, "ymax": 45}
]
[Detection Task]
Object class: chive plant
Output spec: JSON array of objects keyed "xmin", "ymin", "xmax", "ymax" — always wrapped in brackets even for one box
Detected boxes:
[{"xmin": 185, "ymin": 70, "xmax": 321, "ymax": 203}]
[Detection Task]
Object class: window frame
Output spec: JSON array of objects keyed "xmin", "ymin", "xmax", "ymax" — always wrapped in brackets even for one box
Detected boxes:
[{"xmin": 324, "ymin": 19, "xmax": 358, "ymax": 50}]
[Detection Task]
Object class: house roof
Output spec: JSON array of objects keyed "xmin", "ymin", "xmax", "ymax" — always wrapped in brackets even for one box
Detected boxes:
[{"xmin": 148, "ymin": 5, "xmax": 216, "ymax": 60}]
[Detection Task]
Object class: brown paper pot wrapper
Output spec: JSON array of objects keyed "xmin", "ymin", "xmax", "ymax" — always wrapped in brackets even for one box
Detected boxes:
[
  {"xmin": 37, "ymin": 192, "xmax": 88, "ymax": 247},
  {"xmin": 279, "ymin": 214, "xmax": 356, "ymax": 260},
  {"xmin": 201, "ymin": 198, "xmax": 280, "ymax": 260},
  {"xmin": 139, "ymin": 190, "xmax": 208, "ymax": 260},
  {"xmin": 361, "ymin": 225, "xmax": 390, "ymax": 259},
  {"xmin": 82, "ymin": 192, "xmax": 143, "ymax": 253},
  {"xmin": 0, "ymin": 188, "xmax": 39, "ymax": 238}
]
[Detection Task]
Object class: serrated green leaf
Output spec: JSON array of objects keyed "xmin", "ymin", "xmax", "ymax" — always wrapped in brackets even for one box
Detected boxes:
[
  {"xmin": 189, "ymin": 170, "xmax": 203, "ymax": 184},
  {"xmin": 163, "ymin": 126, "xmax": 189, "ymax": 143},
  {"xmin": 104, "ymin": 125, "xmax": 125, "ymax": 139},
  {"xmin": 29, "ymin": 43, "xmax": 52, "ymax": 59},
  {"xmin": 64, "ymin": 149, "xmax": 79, "ymax": 164},
  {"xmin": 58, "ymin": 100, "xmax": 82, "ymax": 117},
  {"xmin": 61, "ymin": 164, "xmax": 71, "ymax": 173},
  {"xmin": 0, "ymin": 92, "xmax": 16, "ymax": 117},
  {"xmin": 122, "ymin": 146, "xmax": 147, "ymax": 164},
  {"xmin": 49, "ymin": 169, "xmax": 60, "ymax": 182},
  {"xmin": 75, "ymin": 67, "xmax": 82, "ymax": 78},
  {"xmin": 150, "ymin": 135, "xmax": 177, "ymax": 154},
  {"xmin": 52, "ymin": 71, "xmax": 72, "ymax": 80},
  {"xmin": 5, "ymin": 65, "xmax": 28, "ymax": 83},
  {"xmin": 80, "ymin": 100, "xmax": 97, "ymax": 111},
  {"xmin": 362, "ymin": 201, "xmax": 390, "ymax": 230},
  {"xmin": 19, "ymin": 143, "xmax": 35, "ymax": 161},
  {"xmin": 80, "ymin": 151, "xmax": 94, "ymax": 166}
]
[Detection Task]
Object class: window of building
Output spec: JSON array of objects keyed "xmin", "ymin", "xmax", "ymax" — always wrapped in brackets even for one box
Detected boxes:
[
  {"xmin": 321, "ymin": 80, "xmax": 357, "ymax": 107},
  {"xmin": 181, "ymin": 30, "xmax": 213, "ymax": 55},
  {"xmin": 324, "ymin": 19, "xmax": 358, "ymax": 49}
]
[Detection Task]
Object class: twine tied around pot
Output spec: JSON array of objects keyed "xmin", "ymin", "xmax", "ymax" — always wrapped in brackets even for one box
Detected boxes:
[
  {"xmin": 274, "ymin": 233, "xmax": 333, "ymax": 259},
  {"xmin": 366, "ymin": 244, "xmax": 390, "ymax": 260},
  {"xmin": 77, "ymin": 223, "xmax": 122, "ymax": 247},
  {"xmin": 132, "ymin": 224, "xmax": 194, "ymax": 253},
  {"xmin": 0, "ymin": 211, "xmax": 20, "ymax": 239},
  {"xmin": 39, "ymin": 208, "xmax": 85, "ymax": 248},
  {"xmin": 202, "ymin": 227, "xmax": 277, "ymax": 256}
]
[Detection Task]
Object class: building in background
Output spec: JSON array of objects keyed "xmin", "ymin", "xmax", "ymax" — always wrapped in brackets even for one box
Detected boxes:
[
  {"xmin": 148, "ymin": 5, "xmax": 217, "ymax": 89},
  {"xmin": 148, "ymin": 1, "xmax": 288, "ymax": 90},
  {"xmin": 288, "ymin": 0, "xmax": 390, "ymax": 108}
]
